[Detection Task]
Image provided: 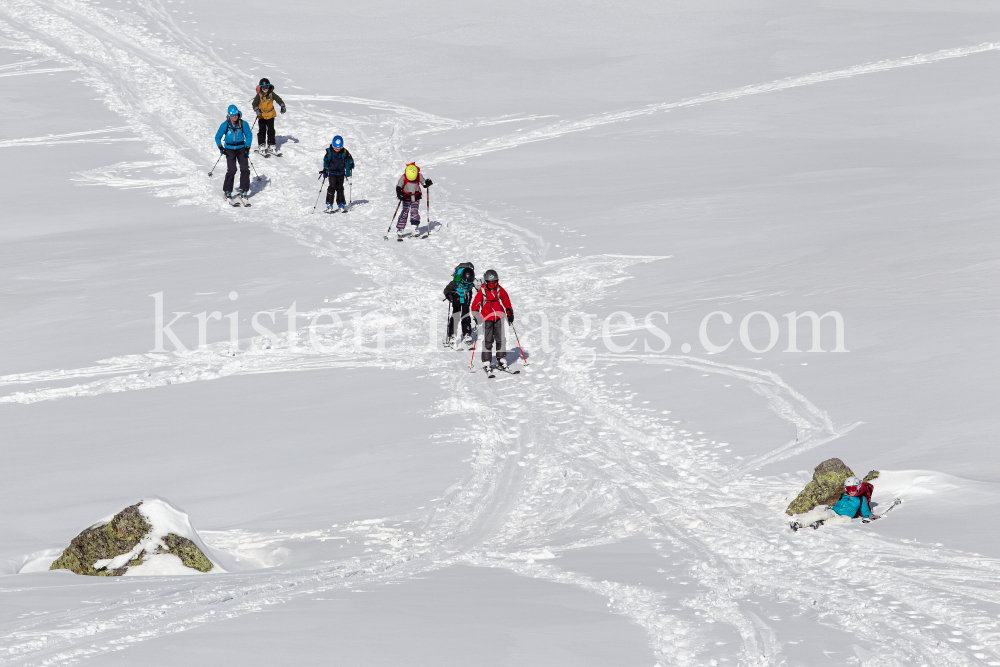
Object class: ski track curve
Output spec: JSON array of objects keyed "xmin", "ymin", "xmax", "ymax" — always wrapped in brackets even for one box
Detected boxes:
[{"xmin": 1, "ymin": 2, "xmax": 999, "ymax": 666}]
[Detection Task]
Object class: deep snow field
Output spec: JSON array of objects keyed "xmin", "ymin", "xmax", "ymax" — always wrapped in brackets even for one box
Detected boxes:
[{"xmin": 2, "ymin": 1, "xmax": 1000, "ymax": 665}]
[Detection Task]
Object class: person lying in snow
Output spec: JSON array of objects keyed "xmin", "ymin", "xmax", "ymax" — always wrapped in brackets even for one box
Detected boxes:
[
  {"xmin": 790, "ymin": 476, "xmax": 873, "ymax": 530},
  {"xmin": 832, "ymin": 476, "xmax": 873, "ymax": 519}
]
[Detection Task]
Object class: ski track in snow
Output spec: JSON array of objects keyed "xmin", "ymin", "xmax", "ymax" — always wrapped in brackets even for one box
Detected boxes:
[{"xmin": 1, "ymin": 2, "xmax": 999, "ymax": 665}]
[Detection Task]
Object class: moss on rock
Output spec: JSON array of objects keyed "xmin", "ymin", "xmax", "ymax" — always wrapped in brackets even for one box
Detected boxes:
[
  {"xmin": 49, "ymin": 501, "xmax": 213, "ymax": 576},
  {"xmin": 786, "ymin": 458, "xmax": 855, "ymax": 516},
  {"xmin": 49, "ymin": 503, "xmax": 151, "ymax": 576},
  {"xmin": 161, "ymin": 533, "xmax": 213, "ymax": 573}
]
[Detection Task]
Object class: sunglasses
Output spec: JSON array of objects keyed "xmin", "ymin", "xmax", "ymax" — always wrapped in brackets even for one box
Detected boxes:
[{"xmin": 845, "ymin": 485, "xmax": 859, "ymax": 494}]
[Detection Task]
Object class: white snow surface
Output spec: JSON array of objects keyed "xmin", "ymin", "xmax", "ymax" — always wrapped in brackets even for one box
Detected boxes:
[{"xmin": 1, "ymin": 1, "xmax": 1000, "ymax": 666}]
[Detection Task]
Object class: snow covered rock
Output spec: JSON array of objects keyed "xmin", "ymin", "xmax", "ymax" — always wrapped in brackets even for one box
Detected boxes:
[
  {"xmin": 49, "ymin": 499, "xmax": 214, "ymax": 576},
  {"xmin": 785, "ymin": 458, "xmax": 879, "ymax": 516}
]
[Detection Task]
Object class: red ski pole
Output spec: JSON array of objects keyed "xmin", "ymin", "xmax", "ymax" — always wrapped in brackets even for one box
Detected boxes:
[{"xmin": 468, "ymin": 319, "xmax": 480, "ymax": 368}]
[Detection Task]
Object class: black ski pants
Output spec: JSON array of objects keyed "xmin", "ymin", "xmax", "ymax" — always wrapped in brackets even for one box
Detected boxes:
[
  {"xmin": 448, "ymin": 300, "xmax": 471, "ymax": 338},
  {"xmin": 257, "ymin": 117, "xmax": 275, "ymax": 147},
  {"xmin": 325, "ymin": 174, "xmax": 346, "ymax": 206},
  {"xmin": 223, "ymin": 148, "xmax": 250, "ymax": 193},
  {"xmin": 481, "ymin": 318, "xmax": 506, "ymax": 364}
]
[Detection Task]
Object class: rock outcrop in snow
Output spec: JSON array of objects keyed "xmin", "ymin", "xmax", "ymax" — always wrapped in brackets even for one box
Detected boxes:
[
  {"xmin": 786, "ymin": 458, "xmax": 879, "ymax": 515},
  {"xmin": 49, "ymin": 499, "xmax": 214, "ymax": 576}
]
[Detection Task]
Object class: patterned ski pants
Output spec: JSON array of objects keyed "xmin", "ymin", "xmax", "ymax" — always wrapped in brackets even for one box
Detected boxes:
[{"xmin": 397, "ymin": 201, "xmax": 420, "ymax": 229}]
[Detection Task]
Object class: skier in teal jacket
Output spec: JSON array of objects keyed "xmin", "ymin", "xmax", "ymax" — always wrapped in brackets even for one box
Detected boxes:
[
  {"xmin": 831, "ymin": 476, "xmax": 872, "ymax": 518},
  {"xmin": 214, "ymin": 104, "xmax": 253, "ymax": 203}
]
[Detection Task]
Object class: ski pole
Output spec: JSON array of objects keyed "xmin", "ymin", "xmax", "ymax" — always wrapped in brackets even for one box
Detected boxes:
[
  {"xmin": 248, "ymin": 155, "xmax": 261, "ymax": 182},
  {"xmin": 312, "ymin": 175, "xmax": 326, "ymax": 214},
  {"xmin": 349, "ymin": 178, "xmax": 352, "ymax": 206},
  {"xmin": 383, "ymin": 200, "xmax": 402, "ymax": 240},
  {"xmin": 425, "ymin": 185, "xmax": 431, "ymax": 237},
  {"xmin": 443, "ymin": 298, "xmax": 453, "ymax": 346},
  {"xmin": 509, "ymin": 321, "xmax": 529, "ymax": 367},
  {"xmin": 207, "ymin": 153, "xmax": 222, "ymax": 177},
  {"xmin": 469, "ymin": 318, "xmax": 480, "ymax": 368}
]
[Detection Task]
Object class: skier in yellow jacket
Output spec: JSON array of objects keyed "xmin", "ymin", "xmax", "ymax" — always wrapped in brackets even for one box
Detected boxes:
[{"xmin": 251, "ymin": 77, "xmax": 286, "ymax": 156}]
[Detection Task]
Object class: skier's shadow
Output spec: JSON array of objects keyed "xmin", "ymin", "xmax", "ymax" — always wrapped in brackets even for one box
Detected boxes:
[
  {"xmin": 275, "ymin": 135, "xmax": 299, "ymax": 151},
  {"xmin": 501, "ymin": 348, "xmax": 529, "ymax": 366},
  {"xmin": 247, "ymin": 174, "xmax": 272, "ymax": 197}
]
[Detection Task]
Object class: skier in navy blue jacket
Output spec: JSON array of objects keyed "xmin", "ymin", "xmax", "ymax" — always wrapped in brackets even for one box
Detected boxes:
[
  {"xmin": 214, "ymin": 104, "xmax": 253, "ymax": 205},
  {"xmin": 319, "ymin": 135, "xmax": 355, "ymax": 212}
]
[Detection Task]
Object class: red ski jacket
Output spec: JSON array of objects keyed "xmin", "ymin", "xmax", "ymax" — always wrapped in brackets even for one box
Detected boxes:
[{"xmin": 471, "ymin": 284, "xmax": 512, "ymax": 321}]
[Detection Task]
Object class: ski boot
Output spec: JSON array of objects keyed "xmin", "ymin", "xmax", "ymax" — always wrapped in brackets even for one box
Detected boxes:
[
  {"xmin": 326, "ymin": 203, "xmax": 335, "ymax": 213},
  {"xmin": 238, "ymin": 189, "xmax": 250, "ymax": 206},
  {"xmin": 462, "ymin": 334, "xmax": 473, "ymax": 348},
  {"xmin": 225, "ymin": 191, "xmax": 240, "ymax": 206},
  {"xmin": 443, "ymin": 335, "xmax": 454, "ymax": 348},
  {"xmin": 255, "ymin": 144, "xmax": 265, "ymax": 155},
  {"xmin": 495, "ymin": 357, "xmax": 509, "ymax": 372},
  {"xmin": 482, "ymin": 363, "xmax": 493, "ymax": 376},
  {"xmin": 338, "ymin": 204, "xmax": 346, "ymax": 212}
]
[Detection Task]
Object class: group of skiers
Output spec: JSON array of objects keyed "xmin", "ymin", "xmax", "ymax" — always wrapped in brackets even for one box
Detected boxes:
[
  {"xmin": 215, "ymin": 78, "xmax": 519, "ymax": 372},
  {"xmin": 214, "ymin": 77, "xmax": 427, "ymax": 225},
  {"xmin": 443, "ymin": 263, "xmax": 517, "ymax": 375}
]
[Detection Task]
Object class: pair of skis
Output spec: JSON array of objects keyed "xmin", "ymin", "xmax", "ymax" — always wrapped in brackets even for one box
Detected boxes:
[
  {"xmin": 254, "ymin": 146, "xmax": 282, "ymax": 158},
  {"xmin": 394, "ymin": 228, "xmax": 431, "ymax": 241},
  {"xmin": 324, "ymin": 201, "xmax": 365, "ymax": 215},
  {"xmin": 227, "ymin": 193, "xmax": 251, "ymax": 207},
  {"xmin": 789, "ymin": 498, "xmax": 901, "ymax": 532},
  {"xmin": 483, "ymin": 364, "xmax": 520, "ymax": 379}
]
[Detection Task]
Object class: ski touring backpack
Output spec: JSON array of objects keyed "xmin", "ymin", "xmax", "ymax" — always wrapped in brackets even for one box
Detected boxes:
[{"xmin": 453, "ymin": 262, "xmax": 474, "ymax": 284}]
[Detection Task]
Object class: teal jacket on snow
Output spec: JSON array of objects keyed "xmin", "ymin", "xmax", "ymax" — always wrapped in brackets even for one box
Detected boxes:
[{"xmin": 832, "ymin": 494, "xmax": 871, "ymax": 518}]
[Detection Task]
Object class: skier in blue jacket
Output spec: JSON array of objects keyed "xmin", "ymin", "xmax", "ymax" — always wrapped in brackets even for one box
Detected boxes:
[
  {"xmin": 214, "ymin": 104, "xmax": 253, "ymax": 205},
  {"xmin": 319, "ymin": 135, "xmax": 355, "ymax": 212},
  {"xmin": 831, "ymin": 476, "xmax": 872, "ymax": 518}
]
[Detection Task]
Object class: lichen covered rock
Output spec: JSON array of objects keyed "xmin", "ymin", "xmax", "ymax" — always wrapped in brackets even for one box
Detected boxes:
[
  {"xmin": 49, "ymin": 500, "xmax": 213, "ymax": 576},
  {"xmin": 161, "ymin": 533, "xmax": 213, "ymax": 572},
  {"xmin": 786, "ymin": 458, "xmax": 856, "ymax": 516}
]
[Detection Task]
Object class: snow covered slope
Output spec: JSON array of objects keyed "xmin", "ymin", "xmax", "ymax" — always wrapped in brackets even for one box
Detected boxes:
[{"xmin": 1, "ymin": 1, "xmax": 999, "ymax": 666}]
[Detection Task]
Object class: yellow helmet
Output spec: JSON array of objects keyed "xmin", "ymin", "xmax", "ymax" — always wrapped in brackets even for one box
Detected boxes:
[{"xmin": 405, "ymin": 164, "xmax": 419, "ymax": 181}]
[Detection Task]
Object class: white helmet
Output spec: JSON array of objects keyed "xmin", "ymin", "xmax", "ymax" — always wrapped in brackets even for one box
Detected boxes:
[{"xmin": 844, "ymin": 476, "xmax": 861, "ymax": 489}]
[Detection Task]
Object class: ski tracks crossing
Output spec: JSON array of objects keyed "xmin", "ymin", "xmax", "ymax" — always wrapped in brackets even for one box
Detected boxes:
[{"xmin": 1, "ymin": 2, "xmax": 1000, "ymax": 665}]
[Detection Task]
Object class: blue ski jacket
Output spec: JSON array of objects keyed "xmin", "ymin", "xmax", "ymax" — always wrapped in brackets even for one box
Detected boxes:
[
  {"xmin": 215, "ymin": 118, "xmax": 253, "ymax": 150},
  {"xmin": 323, "ymin": 146, "xmax": 354, "ymax": 177},
  {"xmin": 832, "ymin": 494, "xmax": 871, "ymax": 518}
]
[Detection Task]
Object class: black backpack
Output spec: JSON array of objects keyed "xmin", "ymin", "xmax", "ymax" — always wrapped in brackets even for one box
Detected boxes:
[{"xmin": 453, "ymin": 262, "xmax": 474, "ymax": 283}]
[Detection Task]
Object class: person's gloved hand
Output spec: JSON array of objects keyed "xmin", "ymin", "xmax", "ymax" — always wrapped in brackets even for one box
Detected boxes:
[
  {"xmin": 506, "ymin": 309, "xmax": 514, "ymax": 325},
  {"xmin": 218, "ymin": 145, "xmax": 225, "ymax": 154},
  {"xmin": 424, "ymin": 178, "xmax": 433, "ymax": 187},
  {"xmin": 395, "ymin": 186, "xmax": 404, "ymax": 201},
  {"xmin": 319, "ymin": 169, "xmax": 328, "ymax": 177},
  {"xmin": 280, "ymin": 105, "xmax": 286, "ymax": 114},
  {"xmin": 242, "ymin": 147, "xmax": 250, "ymax": 157}
]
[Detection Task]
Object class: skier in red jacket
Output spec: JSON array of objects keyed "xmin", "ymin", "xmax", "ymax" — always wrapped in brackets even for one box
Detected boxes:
[{"xmin": 471, "ymin": 269, "xmax": 513, "ymax": 373}]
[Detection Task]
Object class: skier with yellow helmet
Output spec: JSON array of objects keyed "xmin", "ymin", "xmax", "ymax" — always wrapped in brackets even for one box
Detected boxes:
[{"xmin": 394, "ymin": 162, "xmax": 432, "ymax": 239}]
